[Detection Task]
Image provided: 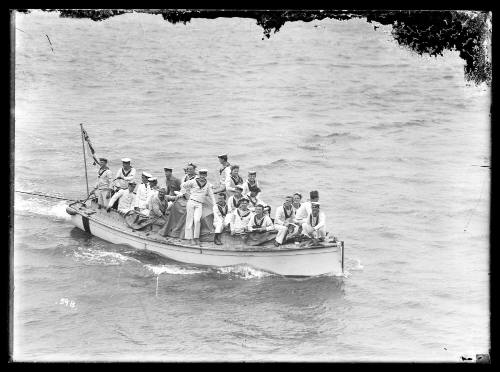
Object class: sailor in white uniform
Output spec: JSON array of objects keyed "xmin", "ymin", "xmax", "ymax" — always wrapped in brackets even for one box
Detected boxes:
[
  {"xmin": 216, "ymin": 153, "xmax": 231, "ymax": 193},
  {"xmin": 294, "ymin": 190, "xmax": 319, "ymax": 225},
  {"xmin": 227, "ymin": 184, "xmax": 244, "ymax": 213},
  {"xmin": 181, "ymin": 163, "xmax": 198, "ymax": 186},
  {"xmin": 247, "ymin": 204, "xmax": 274, "ymax": 233},
  {"xmin": 229, "ymin": 198, "xmax": 252, "ymax": 235},
  {"xmin": 301, "ymin": 202, "xmax": 326, "ymax": 241},
  {"xmin": 225, "ymin": 164, "xmax": 244, "ymax": 198},
  {"xmin": 274, "ymin": 195, "xmax": 296, "ymax": 246},
  {"xmin": 92, "ymin": 157, "xmax": 113, "ymax": 208},
  {"xmin": 113, "ymin": 158, "xmax": 136, "ymax": 190},
  {"xmin": 145, "ymin": 177, "xmax": 160, "ymax": 210},
  {"xmin": 181, "ymin": 168, "xmax": 216, "ymax": 245},
  {"xmin": 212, "ymin": 192, "xmax": 231, "ymax": 245},
  {"xmin": 291, "ymin": 192, "xmax": 303, "ymax": 214},
  {"xmin": 106, "ymin": 180, "xmax": 137, "ymax": 214},
  {"xmin": 241, "ymin": 171, "xmax": 260, "ymax": 196},
  {"xmin": 133, "ymin": 172, "xmax": 153, "ymax": 213},
  {"xmin": 245, "ymin": 187, "xmax": 267, "ymax": 213}
]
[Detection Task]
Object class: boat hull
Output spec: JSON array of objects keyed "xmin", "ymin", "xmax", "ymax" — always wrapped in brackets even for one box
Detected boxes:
[{"xmin": 68, "ymin": 204, "xmax": 344, "ymax": 277}]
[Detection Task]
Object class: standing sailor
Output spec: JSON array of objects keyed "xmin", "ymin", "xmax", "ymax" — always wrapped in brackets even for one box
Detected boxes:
[
  {"xmin": 92, "ymin": 157, "xmax": 113, "ymax": 208},
  {"xmin": 181, "ymin": 168, "xmax": 216, "ymax": 246},
  {"xmin": 242, "ymin": 171, "xmax": 260, "ymax": 196},
  {"xmin": 213, "ymin": 192, "xmax": 231, "ymax": 245},
  {"xmin": 274, "ymin": 195, "xmax": 296, "ymax": 246},
  {"xmin": 301, "ymin": 202, "xmax": 326, "ymax": 243},
  {"xmin": 245, "ymin": 187, "xmax": 266, "ymax": 213},
  {"xmin": 181, "ymin": 163, "xmax": 198, "ymax": 186},
  {"xmin": 229, "ymin": 198, "xmax": 252, "ymax": 235},
  {"xmin": 164, "ymin": 167, "xmax": 181, "ymax": 196},
  {"xmin": 247, "ymin": 204, "xmax": 274, "ymax": 233},
  {"xmin": 294, "ymin": 190, "xmax": 319, "ymax": 225},
  {"xmin": 227, "ymin": 184, "xmax": 244, "ymax": 213},
  {"xmin": 134, "ymin": 172, "xmax": 152, "ymax": 213},
  {"xmin": 215, "ymin": 153, "xmax": 231, "ymax": 193},
  {"xmin": 113, "ymin": 158, "xmax": 136, "ymax": 191},
  {"xmin": 106, "ymin": 181, "xmax": 138, "ymax": 214},
  {"xmin": 225, "ymin": 164, "xmax": 244, "ymax": 198}
]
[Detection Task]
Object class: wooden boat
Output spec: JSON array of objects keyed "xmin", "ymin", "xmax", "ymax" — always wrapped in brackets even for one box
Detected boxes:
[{"xmin": 66, "ymin": 200, "xmax": 344, "ymax": 277}]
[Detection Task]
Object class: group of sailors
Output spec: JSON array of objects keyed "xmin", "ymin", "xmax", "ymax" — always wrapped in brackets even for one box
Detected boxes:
[{"xmin": 91, "ymin": 154, "xmax": 327, "ymax": 247}]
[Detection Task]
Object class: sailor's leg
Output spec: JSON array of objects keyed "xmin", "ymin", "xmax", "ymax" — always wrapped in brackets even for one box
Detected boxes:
[
  {"xmin": 301, "ymin": 223, "xmax": 315, "ymax": 238},
  {"xmin": 214, "ymin": 220, "xmax": 223, "ymax": 234},
  {"xmin": 184, "ymin": 199, "xmax": 195, "ymax": 239},
  {"xmin": 193, "ymin": 202, "xmax": 203, "ymax": 239},
  {"xmin": 316, "ymin": 226, "xmax": 326, "ymax": 240},
  {"xmin": 275, "ymin": 225, "xmax": 287, "ymax": 244}
]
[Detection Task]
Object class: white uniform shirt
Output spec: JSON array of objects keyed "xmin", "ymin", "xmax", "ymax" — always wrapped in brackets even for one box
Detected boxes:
[
  {"xmin": 146, "ymin": 188, "xmax": 159, "ymax": 206},
  {"xmin": 242, "ymin": 179, "xmax": 260, "ymax": 196},
  {"xmin": 95, "ymin": 167, "xmax": 113, "ymax": 190},
  {"xmin": 245, "ymin": 193, "xmax": 266, "ymax": 212},
  {"xmin": 108, "ymin": 189, "xmax": 136, "ymax": 213},
  {"xmin": 247, "ymin": 214, "xmax": 274, "ymax": 232},
  {"xmin": 134, "ymin": 183, "xmax": 151, "ymax": 209},
  {"xmin": 180, "ymin": 174, "xmax": 197, "ymax": 188},
  {"xmin": 230, "ymin": 208, "xmax": 253, "ymax": 233},
  {"xmin": 213, "ymin": 203, "xmax": 230, "ymax": 225},
  {"xmin": 294, "ymin": 201, "xmax": 312, "ymax": 224},
  {"xmin": 227, "ymin": 194, "xmax": 243, "ymax": 213},
  {"xmin": 305, "ymin": 211, "xmax": 326, "ymax": 231},
  {"xmin": 275, "ymin": 205, "xmax": 295, "ymax": 226},
  {"xmin": 225, "ymin": 174, "xmax": 244, "ymax": 196},
  {"xmin": 114, "ymin": 167, "xmax": 136, "ymax": 189},
  {"xmin": 181, "ymin": 177, "xmax": 216, "ymax": 204},
  {"xmin": 219, "ymin": 164, "xmax": 231, "ymax": 187}
]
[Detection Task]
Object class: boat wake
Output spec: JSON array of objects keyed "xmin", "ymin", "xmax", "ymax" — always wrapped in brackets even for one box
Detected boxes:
[
  {"xmin": 14, "ymin": 195, "xmax": 71, "ymax": 221},
  {"xmin": 72, "ymin": 247, "xmax": 141, "ymax": 266}
]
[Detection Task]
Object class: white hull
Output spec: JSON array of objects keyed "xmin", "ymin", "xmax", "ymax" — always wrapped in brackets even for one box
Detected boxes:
[{"xmin": 68, "ymin": 203, "xmax": 344, "ymax": 277}]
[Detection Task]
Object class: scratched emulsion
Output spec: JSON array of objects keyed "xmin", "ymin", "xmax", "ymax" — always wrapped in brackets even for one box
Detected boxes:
[{"xmin": 13, "ymin": 11, "xmax": 490, "ymax": 362}]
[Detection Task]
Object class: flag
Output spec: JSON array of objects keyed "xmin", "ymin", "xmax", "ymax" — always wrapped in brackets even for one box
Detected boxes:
[{"xmin": 81, "ymin": 125, "xmax": 101, "ymax": 166}]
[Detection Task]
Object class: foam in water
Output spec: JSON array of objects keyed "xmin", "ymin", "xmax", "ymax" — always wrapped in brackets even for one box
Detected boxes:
[
  {"xmin": 72, "ymin": 247, "xmax": 139, "ymax": 266},
  {"xmin": 144, "ymin": 264, "xmax": 206, "ymax": 276},
  {"xmin": 14, "ymin": 196, "xmax": 71, "ymax": 221},
  {"xmin": 213, "ymin": 264, "xmax": 275, "ymax": 280}
]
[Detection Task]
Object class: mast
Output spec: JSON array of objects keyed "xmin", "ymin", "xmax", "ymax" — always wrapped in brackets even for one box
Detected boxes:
[{"xmin": 80, "ymin": 123, "xmax": 90, "ymax": 195}]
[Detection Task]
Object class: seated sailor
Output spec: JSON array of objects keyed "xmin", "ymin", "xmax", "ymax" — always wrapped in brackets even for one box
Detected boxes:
[
  {"xmin": 227, "ymin": 184, "xmax": 244, "ymax": 213},
  {"xmin": 181, "ymin": 168, "xmax": 216, "ymax": 246},
  {"xmin": 225, "ymin": 164, "xmax": 244, "ymax": 198},
  {"xmin": 247, "ymin": 204, "xmax": 274, "ymax": 233},
  {"xmin": 294, "ymin": 190, "xmax": 319, "ymax": 225},
  {"xmin": 274, "ymin": 195, "xmax": 296, "ymax": 246},
  {"xmin": 230, "ymin": 198, "xmax": 252, "ymax": 235},
  {"xmin": 292, "ymin": 192, "xmax": 303, "ymax": 214},
  {"xmin": 246, "ymin": 187, "xmax": 267, "ymax": 212},
  {"xmin": 146, "ymin": 177, "xmax": 159, "ymax": 205},
  {"xmin": 164, "ymin": 167, "xmax": 181, "ymax": 196},
  {"xmin": 147, "ymin": 187, "xmax": 178, "ymax": 225},
  {"xmin": 113, "ymin": 158, "xmax": 136, "ymax": 191},
  {"xmin": 242, "ymin": 170, "xmax": 260, "ymax": 196},
  {"xmin": 106, "ymin": 180, "xmax": 137, "ymax": 214},
  {"xmin": 215, "ymin": 153, "xmax": 231, "ymax": 193},
  {"xmin": 264, "ymin": 205, "xmax": 274, "ymax": 223},
  {"xmin": 301, "ymin": 202, "xmax": 326, "ymax": 242},
  {"xmin": 133, "ymin": 171, "xmax": 153, "ymax": 214},
  {"xmin": 213, "ymin": 192, "xmax": 231, "ymax": 245},
  {"xmin": 92, "ymin": 157, "xmax": 113, "ymax": 208},
  {"xmin": 181, "ymin": 163, "xmax": 198, "ymax": 186}
]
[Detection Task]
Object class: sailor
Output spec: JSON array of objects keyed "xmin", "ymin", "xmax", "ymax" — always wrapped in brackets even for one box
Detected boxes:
[
  {"xmin": 181, "ymin": 168, "xmax": 216, "ymax": 246},
  {"xmin": 247, "ymin": 204, "xmax": 274, "ymax": 233},
  {"xmin": 274, "ymin": 195, "xmax": 296, "ymax": 246},
  {"xmin": 113, "ymin": 158, "xmax": 136, "ymax": 191},
  {"xmin": 106, "ymin": 180, "xmax": 137, "ymax": 214},
  {"xmin": 294, "ymin": 190, "xmax": 319, "ymax": 225},
  {"xmin": 263, "ymin": 205, "xmax": 274, "ymax": 223},
  {"xmin": 301, "ymin": 202, "xmax": 326, "ymax": 243},
  {"xmin": 92, "ymin": 157, "xmax": 113, "ymax": 208},
  {"xmin": 133, "ymin": 171, "xmax": 153, "ymax": 213},
  {"xmin": 225, "ymin": 164, "xmax": 244, "ymax": 198},
  {"xmin": 292, "ymin": 192, "xmax": 303, "ymax": 214},
  {"xmin": 216, "ymin": 153, "xmax": 231, "ymax": 192},
  {"xmin": 181, "ymin": 163, "xmax": 198, "ymax": 186},
  {"xmin": 213, "ymin": 192, "xmax": 231, "ymax": 245},
  {"xmin": 164, "ymin": 167, "xmax": 181, "ymax": 196},
  {"xmin": 227, "ymin": 184, "xmax": 244, "ymax": 213},
  {"xmin": 229, "ymin": 198, "xmax": 252, "ymax": 235},
  {"xmin": 242, "ymin": 171, "xmax": 260, "ymax": 196},
  {"xmin": 145, "ymin": 177, "xmax": 159, "ymax": 208},
  {"xmin": 245, "ymin": 187, "xmax": 266, "ymax": 213},
  {"xmin": 147, "ymin": 187, "xmax": 178, "ymax": 225}
]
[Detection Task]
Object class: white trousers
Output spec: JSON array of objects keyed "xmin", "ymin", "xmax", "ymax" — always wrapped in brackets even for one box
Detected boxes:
[
  {"xmin": 301, "ymin": 223, "xmax": 326, "ymax": 239},
  {"xmin": 185, "ymin": 199, "xmax": 203, "ymax": 239},
  {"xmin": 97, "ymin": 189, "xmax": 111, "ymax": 207},
  {"xmin": 214, "ymin": 214, "xmax": 231, "ymax": 233}
]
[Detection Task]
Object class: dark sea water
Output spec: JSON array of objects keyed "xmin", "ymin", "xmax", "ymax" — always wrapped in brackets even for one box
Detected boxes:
[{"xmin": 13, "ymin": 11, "xmax": 490, "ymax": 361}]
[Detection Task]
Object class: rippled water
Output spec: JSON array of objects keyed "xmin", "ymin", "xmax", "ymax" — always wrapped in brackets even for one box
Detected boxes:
[{"xmin": 13, "ymin": 11, "xmax": 490, "ymax": 362}]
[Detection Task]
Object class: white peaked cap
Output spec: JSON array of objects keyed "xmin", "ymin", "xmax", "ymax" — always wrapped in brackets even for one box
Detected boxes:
[
  {"xmin": 142, "ymin": 172, "xmax": 152, "ymax": 178},
  {"xmin": 121, "ymin": 158, "xmax": 131, "ymax": 162},
  {"xmin": 148, "ymin": 177, "xmax": 157, "ymax": 182},
  {"xmin": 199, "ymin": 168, "xmax": 208, "ymax": 173}
]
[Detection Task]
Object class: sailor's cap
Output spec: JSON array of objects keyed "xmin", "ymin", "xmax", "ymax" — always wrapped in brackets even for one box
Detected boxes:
[
  {"xmin": 148, "ymin": 177, "xmax": 157, "ymax": 182},
  {"xmin": 248, "ymin": 170, "xmax": 256, "ymax": 175},
  {"xmin": 121, "ymin": 158, "xmax": 131, "ymax": 163},
  {"xmin": 142, "ymin": 171, "xmax": 152, "ymax": 178},
  {"xmin": 198, "ymin": 168, "xmax": 208, "ymax": 174},
  {"xmin": 218, "ymin": 153, "xmax": 228, "ymax": 158},
  {"xmin": 311, "ymin": 202, "xmax": 320, "ymax": 208},
  {"xmin": 128, "ymin": 180, "xmax": 137, "ymax": 185},
  {"xmin": 99, "ymin": 157, "xmax": 108, "ymax": 162},
  {"xmin": 163, "ymin": 167, "xmax": 173, "ymax": 171},
  {"xmin": 234, "ymin": 184, "xmax": 244, "ymax": 190}
]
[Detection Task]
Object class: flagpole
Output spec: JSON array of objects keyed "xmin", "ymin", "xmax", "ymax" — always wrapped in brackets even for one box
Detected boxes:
[{"xmin": 80, "ymin": 123, "xmax": 90, "ymax": 195}]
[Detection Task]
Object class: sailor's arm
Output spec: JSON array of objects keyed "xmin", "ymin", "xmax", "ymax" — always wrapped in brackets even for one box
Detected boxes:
[
  {"xmin": 274, "ymin": 207, "xmax": 285, "ymax": 226},
  {"xmin": 106, "ymin": 189, "xmax": 123, "ymax": 210},
  {"xmin": 315, "ymin": 212, "xmax": 326, "ymax": 230},
  {"xmin": 225, "ymin": 177, "xmax": 236, "ymax": 193},
  {"xmin": 264, "ymin": 216, "xmax": 275, "ymax": 231},
  {"xmin": 246, "ymin": 213, "xmax": 256, "ymax": 232}
]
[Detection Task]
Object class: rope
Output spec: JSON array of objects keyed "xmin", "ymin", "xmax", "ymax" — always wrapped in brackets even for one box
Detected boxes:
[{"xmin": 15, "ymin": 190, "xmax": 81, "ymax": 202}]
